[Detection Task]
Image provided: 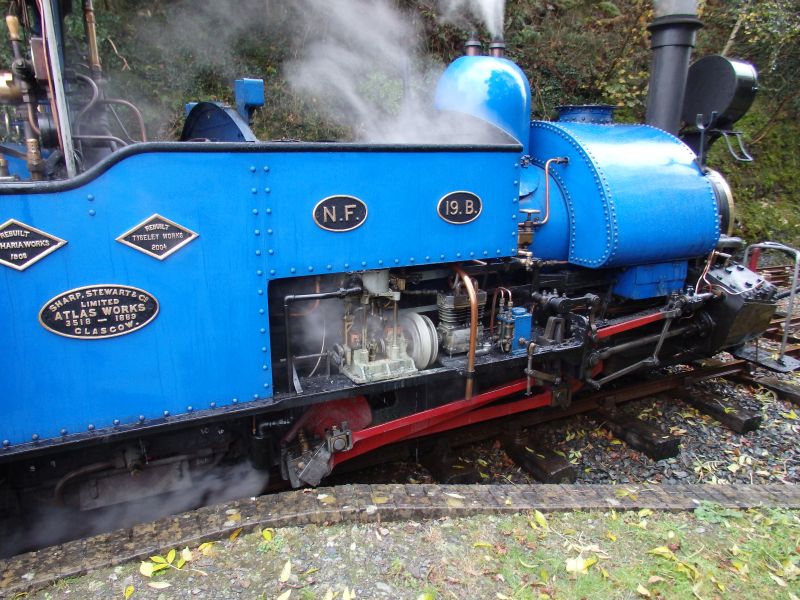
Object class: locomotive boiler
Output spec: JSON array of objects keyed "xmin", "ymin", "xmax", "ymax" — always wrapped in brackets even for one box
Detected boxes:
[{"xmin": 0, "ymin": 0, "xmax": 790, "ymax": 522}]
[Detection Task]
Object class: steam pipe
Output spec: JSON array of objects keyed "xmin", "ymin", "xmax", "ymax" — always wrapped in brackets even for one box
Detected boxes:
[
  {"xmin": 284, "ymin": 287, "xmax": 363, "ymax": 392},
  {"xmin": 83, "ymin": 1, "xmax": 102, "ymax": 76},
  {"xmin": 464, "ymin": 34, "xmax": 481, "ymax": 57},
  {"xmin": 645, "ymin": 0, "xmax": 702, "ymax": 135},
  {"xmin": 5, "ymin": 15, "xmax": 43, "ymax": 179},
  {"xmin": 488, "ymin": 36, "xmax": 505, "ymax": 58},
  {"xmin": 535, "ymin": 157, "xmax": 569, "ymax": 227},
  {"xmin": 452, "ymin": 267, "xmax": 477, "ymax": 400}
]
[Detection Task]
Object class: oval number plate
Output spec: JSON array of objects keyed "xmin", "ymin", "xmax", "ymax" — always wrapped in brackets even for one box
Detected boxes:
[{"xmin": 437, "ymin": 191, "xmax": 482, "ymax": 225}]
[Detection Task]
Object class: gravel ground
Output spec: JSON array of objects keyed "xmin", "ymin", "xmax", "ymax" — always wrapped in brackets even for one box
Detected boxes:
[
  {"xmin": 336, "ymin": 370, "xmax": 800, "ymax": 489},
  {"xmin": 29, "ymin": 507, "xmax": 800, "ymax": 599}
]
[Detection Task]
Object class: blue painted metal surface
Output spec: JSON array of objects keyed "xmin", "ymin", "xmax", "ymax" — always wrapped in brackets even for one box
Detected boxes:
[
  {"xmin": 234, "ymin": 78, "xmax": 265, "ymax": 123},
  {"xmin": 181, "ymin": 103, "xmax": 257, "ymax": 142},
  {"xmin": 0, "ymin": 143, "xmax": 521, "ymax": 447},
  {"xmin": 555, "ymin": 105, "xmax": 616, "ymax": 124},
  {"xmin": 434, "ymin": 56, "xmax": 532, "ymax": 152},
  {"xmin": 496, "ymin": 306, "xmax": 532, "ymax": 356},
  {"xmin": 527, "ymin": 121, "xmax": 720, "ymax": 268},
  {"xmin": 613, "ymin": 261, "xmax": 688, "ymax": 299}
]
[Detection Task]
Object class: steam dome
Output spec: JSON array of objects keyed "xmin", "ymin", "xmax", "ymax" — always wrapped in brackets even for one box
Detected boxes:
[{"xmin": 434, "ymin": 56, "xmax": 532, "ymax": 152}]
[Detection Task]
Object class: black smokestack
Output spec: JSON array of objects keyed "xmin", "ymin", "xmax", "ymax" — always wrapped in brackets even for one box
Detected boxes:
[{"xmin": 645, "ymin": 0, "xmax": 702, "ymax": 135}]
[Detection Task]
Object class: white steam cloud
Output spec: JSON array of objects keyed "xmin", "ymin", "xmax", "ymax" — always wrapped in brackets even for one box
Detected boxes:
[
  {"xmin": 438, "ymin": 0, "xmax": 506, "ymax": 38},
  {"xmin": 281, "ymin": 0, "xmax": 510, "ymax": 144}
]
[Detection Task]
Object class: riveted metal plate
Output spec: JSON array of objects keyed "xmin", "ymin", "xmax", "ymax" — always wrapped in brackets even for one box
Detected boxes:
[
  {"xmin": 437, "ymin": 191, "xmax": 482, "ymax": 225},
  {"xmin": 0, "ymin": 218, "xmax": 66, "ymax": 271},
  {"xmin": 116, "ymin": 214, "xmax": 198, "ymax": 260},
  {"xmin": 312, "ymin": 195, "xmax": 368, "ymax": 232},
  {"xmin": 39, "ymin": 284, "xmax": 159, "ymax": 339}
]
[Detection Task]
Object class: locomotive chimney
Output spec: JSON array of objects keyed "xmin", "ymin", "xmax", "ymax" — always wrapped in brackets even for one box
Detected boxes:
[
  {"xmin": 464, "ymin": 33, "xmax": 482, "ymax": 56},
  {"xmin": 488, "ymin": 36, "xmax": 505, "ymax": 58},
  {"xmin": 645, "ymin": 0, "xmax": 702, "ymax": 135}
]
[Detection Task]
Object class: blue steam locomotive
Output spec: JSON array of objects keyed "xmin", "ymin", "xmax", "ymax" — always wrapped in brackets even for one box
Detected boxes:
[{"xmin": 0, "ymin": 0, "xmax": 787, "ymax": 516}]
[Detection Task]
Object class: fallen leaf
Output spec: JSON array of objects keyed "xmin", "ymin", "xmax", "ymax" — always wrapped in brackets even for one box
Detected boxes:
[
  {"xmin": 148, "ymin": 582, "xmax": 171, "ymax": 590},
  {"xmin": 280, "ymin": 560, "xmax": 292, "ymax": 582},
  {"xmin": 443, "ymin": 492, "xmax": 465, "ymax": 499},
  {"xmin": 606, "ymin": 532, "xmax": 617, "ymax": 542},
  {"xmin": 519, "ymin": 556, "xmax": 537, "ymax": 569},
  {"xmin": 446, "ymin": 497, "xmax": 464, "ymax": 508},
  {"xmin": 166, "ymin": 549, "xmax": 176, "ymax": 565},
  {"xmin": 371, "ymin": 495, "xmax": 389, "ymax": 504},
  {"xmin": 473, "ymin": 541, "xmax": 493, "ymax": 548},
  {"xmin": 139, "ymin": 562, "xmax": 154, "ymax": 578},
  {"xmin": 636, "ymin": 584, "xmax": 651, "ymax": 597},
  {"xmin": 566, "ymin": 556, "xmax": 589, "ymax": 575},
  {"xmin": 648, "ymin": 576, "xmax": 665, "ymax": 584},
  {"xmin": 675, "ymin": 561, "xmax": 699, "ymax": 581},
  {"xmin": 277, "ymin": 590, "xmax": 292, "ymax": 600},
  {"xmin": 533, "ymin": 510, "xmax": 548, "ymax": 529},
  {"xmin": 181, "ymin": 547, "xmax": 193, "ymax": 562},
  {"xmin": 323, "ymin": 590, "xmax": 334, "ymax": 600},
  {"xmin": 149, "ymin": 555, "xmax": 167, "ymax": 564},
  {"xmin": 638, "ymin": 509, "xmax": 653, "ymax": 518},
  {"xmin": 769, "ymin": 573, "xmax": 788, "ymax": 587},
  {"xmin": 198, "ymin": 542, "xmax": 214, "ymax": 555},
  {"xmin": 600, "ymin": 567, "xmax": 609, "ymax": 579},
  {"xmin": 261, "ymin": 528, "xmax": 274, "ymax": 541},
  {"xmin": 123, "ymin": 585, "xmax": 135, "ymax": 599},
  {"xmin": 781, "ymin": 410, "xmax": 798, "ymax": 420},
  {"xmin": 648, "ymin": 546, "xmax": 675, "ymax": 560},
  {"xmin": 416, "ymin": 593, "xmax": 434, "ymax": 600},
  {"xmin": 229, "ymin": 527, "xmax": 243, "ymax": 541}
]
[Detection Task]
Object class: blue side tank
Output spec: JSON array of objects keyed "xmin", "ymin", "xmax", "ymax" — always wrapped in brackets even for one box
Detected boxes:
[
  {"xmin": 434, "ymin": 56, "xmax": 532, "ymax": 152},
  {"xmin": 524, "ymin": 120, "xmax": 720, "ymax": 269}
]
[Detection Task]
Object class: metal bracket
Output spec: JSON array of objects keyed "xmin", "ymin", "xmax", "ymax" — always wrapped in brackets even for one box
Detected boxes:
[{"xmin": 720, "ymin": 130, "xmax": 754, "ymax": 162}]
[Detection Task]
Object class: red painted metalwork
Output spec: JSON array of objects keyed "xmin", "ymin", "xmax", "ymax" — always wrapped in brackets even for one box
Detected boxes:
[
  {"xmin": 412, "ymin": 391, "xmax": 553, "ymax": 437},
  {"xmin": 332, "ymin": 379, "xmax": 530, "ymax": 465},
  {"xmin": 597, "ymin": 311, "xmax": 664, "ymax": 339},
  {"xmin": 281, "ymin": 396, "xmax": 370, "ymax": 444},
  {"xmin": 748, "ymin": 247, "xmax": 761, "ymax": 272}
]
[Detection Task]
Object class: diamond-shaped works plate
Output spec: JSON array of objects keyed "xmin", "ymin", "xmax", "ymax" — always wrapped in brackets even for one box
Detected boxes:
[
  {"xmin": 0, "ymin": 219, "xmax": 67, "ymax": 271},
  {"xmin": 116, "ymin": 214, "xmax": 198, "ymax": 260}
]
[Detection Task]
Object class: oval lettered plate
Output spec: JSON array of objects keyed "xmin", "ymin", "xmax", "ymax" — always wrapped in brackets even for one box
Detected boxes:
[
  {"xmin": 312, "ymin": 195, "xmax": 368, "ymax": 232},
  {"xmin": 437, "ymin": 191, "xmax": 482, "ymax": 224},
  {"xmin": 39, "ymin": 284, "xmax": 159, "ymax": 339}
]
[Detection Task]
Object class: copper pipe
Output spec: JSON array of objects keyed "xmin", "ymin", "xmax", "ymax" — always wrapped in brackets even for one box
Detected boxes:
[
  {"xmin": 489, "ymin": 37, "xmax": 505, "ymax": 58},
  {"xmin": 26, "ymin": 103, "xmax": 40, "ymax": 135},
  {"xmin": 83, "ymin": 0, "xmax": 102, "ymax": 74},
  {"xmin": 535, "ymin": 157, "xmax": 569, "ymax": 227},
  {"xmin": 452, "ymin": 267, "xmax": 477, "ymax": 400},
  {"xmin": 489, "ymin": 286, "xmax": 512, "ymax": 337}
]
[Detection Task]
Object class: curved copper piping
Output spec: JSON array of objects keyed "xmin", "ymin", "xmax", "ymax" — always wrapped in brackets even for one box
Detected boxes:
[
  {"xmin": 452, "ymin": 267, "xmax": 477, "ymax": 400},
  {"xmin": 536, "ymin": 157, "xmax": 569, "ymax": 226}
]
